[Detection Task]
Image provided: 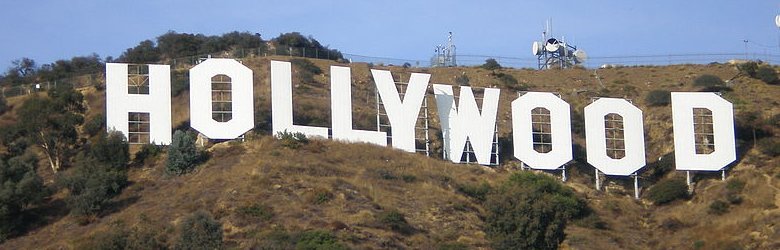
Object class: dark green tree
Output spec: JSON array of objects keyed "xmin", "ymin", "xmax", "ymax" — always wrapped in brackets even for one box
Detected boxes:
[
  {"xmin": 166, "ymin": 130, "xmax": 200, "ymax": 175},
  {"xmin": 0, "ymin": 153, "xmax": 47, "ymax": 241},
  {"xmin": 118, "ymin": 40, "xmax": 161, "ymax": 63},
  {"xmin": 481, "ymin": 58, "xmax": 501, "ymax": 70},
  {"xmin": 755, "ymin": 65, "xmax": 778, "ymax": 84},
  {"xmin": 60, "ymin": 158, "xmax": 127, "ymax": 216},
  {"xmin": 484, "ymin": 172, "xmax": 587, "ymax": 250},
  {"xmin": 174, "ymin": 210, "xmax": 223, "ymax": 250},
  {"xmin": 89, "ymin": 130, "xmax": 130, "ymax": 169},
  {"xmin": 17, "ymin": 85, "xmax": 84, "ymax": 173}
]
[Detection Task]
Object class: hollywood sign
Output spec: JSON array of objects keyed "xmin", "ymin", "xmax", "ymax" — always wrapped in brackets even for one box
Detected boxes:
[{"xmin": 105, "ymin": 58, "xmax": 736, "ymax": 176}]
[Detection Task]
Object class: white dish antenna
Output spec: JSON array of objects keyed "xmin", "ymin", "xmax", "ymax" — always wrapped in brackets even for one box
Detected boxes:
[
  {"xmin": 573, "ymin": 49, "xmax": 588, "ymax": 63},
  {"xmin": 775, "ymin": 14, "xmax": 780, "ymax": 28},
  {"xmin": 532, "ymin": 41, "xmax": 543, "ymax": 55},
  {"xmin": 545, "ymin": 38, "xmax": 561, "ymax": 52}
]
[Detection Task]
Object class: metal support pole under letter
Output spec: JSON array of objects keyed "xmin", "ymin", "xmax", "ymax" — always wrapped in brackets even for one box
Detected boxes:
[
  {"xmin": 595, "ymin": 169, "xmax": 601, "ymax": 191},
  {"xmin": 721, "ymin": 169, "xmax": 726, "ymax": 181},
  {"xmin": 561, "ymin": 166, "xmax": 567, "ymax": 182},
  {"xmin": 633, "ymin": 174, "xmax": 640, "ymax": 199},
  {"xmin": 686, "ymin": 171, "xmax": 692, "ymax": 189}
]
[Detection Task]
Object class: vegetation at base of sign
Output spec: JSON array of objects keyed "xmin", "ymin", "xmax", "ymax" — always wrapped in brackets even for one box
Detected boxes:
[
  {"xmin": 277, "ymin": 130, "xmax": 309, "ymax": 149},
  {"xmin": 88, "ymin": 130, "xmax": 130, "ymax": 169},
  {"xmin": 165, "ymin": 130, "xmax": 203, "ymax": 176},
  {"xmin": 484, "ymin": 172, "xmax": 588, "ymax": 250},
  {"xmin": 645, "ymin": 89, "xmax": 672, "ymax": 106},
  {"xmin": 59, "ymin": 157, "xmax": 128, "ymax": 219},
  {"xmin": 646, "ymin": 178, "xmax": 689, "ymax": 205},
  {"xmin": 375, "ymin": 210, "xmax": 415, "ymax": 235},
  {"xmin": 693, "ymin": 74, "xmax": 731, "ymax": 92}
]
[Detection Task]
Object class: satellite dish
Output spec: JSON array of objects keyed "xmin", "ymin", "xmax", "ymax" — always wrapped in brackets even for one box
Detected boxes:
[
  {"xmin": 532, "ymin": 41, "xmax": 543, "ymax": 55},
  {"xmin": 573, "ymin": 49, "xmax": 588, "ymax": 63},
  {"xmin": 775, "ymin": 14, "xmax": 780, "ymax": 28},
  {"xmin": 545, "ymin": 38, "xmax": 561, "ymax": 52}
]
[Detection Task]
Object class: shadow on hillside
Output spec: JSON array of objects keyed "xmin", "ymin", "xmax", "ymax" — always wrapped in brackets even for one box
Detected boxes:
[
  {"xmin": 15, "ymin": 198, "xmax": 69, "ymax": 239},
  {"xmin": 100, "ymin": 196, "xmax": 141, "ymax": 218}
]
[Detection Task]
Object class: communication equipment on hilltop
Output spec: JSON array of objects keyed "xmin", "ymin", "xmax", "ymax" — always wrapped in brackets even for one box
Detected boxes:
[
  {"xmin": 532, "ymin": 19, "xmax": 587, "ymax": 69},
  {"xmin": 431, "ymin": 32, "xmax": 457, "ymax": 67}
]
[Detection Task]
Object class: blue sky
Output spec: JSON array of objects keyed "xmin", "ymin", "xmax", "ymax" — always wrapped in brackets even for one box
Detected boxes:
[{"xmin": 1, "ymin": 0, "xmax": 779, "ymax": 69}]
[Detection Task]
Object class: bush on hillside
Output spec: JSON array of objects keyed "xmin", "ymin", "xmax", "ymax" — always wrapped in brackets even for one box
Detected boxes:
[
  {"xmin": 133, "ymin": 143, "xmax": 163, "ymax": 166},
  {"xmin": 89, "ymin": 130, "xmax": 130, "ymax": 169},
  {"xmin": 484, "ymin": 172, "xmax": 588, "ymax": 250},
  {"xmin": 737, "ymin": 61, "xmax": 758, "ymax": 77},
  {"xmin": 0, "ymin": 153, "xmax": 47, "ymax": 241},
  {"xmin": 755, "ymin": 65, "xmax": 778, "ymax": 84},
  {"xmin": 645, "ymin": 89, "xmax": 672, "ymax": 106},
  {"xmin": 174, "ymin": 210, "xmax": 223, "ymax": 250},
  {"xmin": 646, "ymin": 178, "xmax": 688, "ymax": 205},
  {"xmin": 481, "ymin": 58, "xmax": 501, "ymax": 70},
  {"xmin": 277, "ymin": 131, "xmax": 309, "ymax": 149},
  {"xmin": 757, "ymin": 138, "xmax": 780, "ymax": 157},
  {"xmin": 454, "ymin": 74, "xmax": 470, "ymax": 86},
  {"xmin": 60, "ymin": 159, "xmax": 128, "ymax": 217},
  {"xmin": 693, "ymin": 74, "xmax": 725, "ymax": 88},
  {"xmin": 166, "ymin": 130, "xmax": 202, "ymax": 175},
  {"xmin": 295, "ymin": 230, "xmax": 348, "ymax": 250},
  {"xmin": 376, "ymin": 210, "xmax": 414, "ymax": 235},
  {"xmin": 83, "ymin": 114, "xmax": 105, "ymax": 137}
]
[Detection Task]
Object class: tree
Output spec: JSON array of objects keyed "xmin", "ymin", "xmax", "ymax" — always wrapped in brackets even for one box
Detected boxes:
[
  {"xmin": 11, "ymin": 58, "xmax": 37, "ymax": 77},
  {"xmin": 174, "ymin": 210, "xmax": 223, "ymax": 250},
  {"xmin": 645, "ymin": 90, "xmax": 672, "ymax": 106},
  {"xmin": 166, "ymin": 130, "xmax": 201, "ymax": 175},
  {"xmin": 17, "ymin": 85, "xmax": 84, "ymax": 173},
  {"xmin": 484, "ymin": 172, "xmax": 587, "ymax": 250},
  {"xmin": 481, "ymin": 58, "xmax": 501, "ymax": 70},
  {"xmin": 755, "ymin": 65, "xmax": 778, "ymax": 84},
  {"xmin": 60, "ymin": 158, "xmax": 127, "ymax": 216},
  {"xmin": 0, "ymin": 153, "xmax": 47, "ymax": 241},
  {"xmin": 89, "ymin": 130, "xmax": 130, "ymax": 169},
  {"xmin": 119, "ymin": 40, "xmax": 161, "ymax": 63}
]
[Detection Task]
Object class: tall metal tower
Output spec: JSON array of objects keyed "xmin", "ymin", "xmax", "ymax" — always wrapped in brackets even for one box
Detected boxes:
[{"xmin": 431, "ymin": 32, "xmax": 457, "ymax": 67}]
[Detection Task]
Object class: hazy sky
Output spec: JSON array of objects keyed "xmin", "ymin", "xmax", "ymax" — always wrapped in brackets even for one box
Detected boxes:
[{"xmin": 1, "ymin": 0, "xmax": 779, "ymax": 69}]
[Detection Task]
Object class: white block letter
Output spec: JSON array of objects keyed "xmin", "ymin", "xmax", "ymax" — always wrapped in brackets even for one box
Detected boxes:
[
  {"xmin": 106, "ymin": 63, "xmax": 172, "ymax": 144},
  {"xmin": 271, "ymin": 61, "xmax": 329, "ymax": 138},
  {"xmin": 433, "ymin": 85, "xmax": 500, "ymax": 165},
  {"xmin": 190, "ymin": 58, "xmax": 254, "ymax": 139},
  {"xmin": 331, "ymin": 66, "xmax": 386, "ymax": 145},
  {"xmin": 371, "ymin": 69, "xmax": 430, "ymax": 152},
  {"xmin": 672, "ymin": 92, "xmax": 736, "ymax": 171},
  {"xmin": 584, "ymin": 98, "xmax": 646, "ymax": 176},
  {"xmin": 511, "ymin": 92, "xmax": 573, "ymax": 170}
]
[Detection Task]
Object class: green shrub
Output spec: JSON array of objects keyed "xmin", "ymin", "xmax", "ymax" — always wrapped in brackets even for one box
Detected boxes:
[
  {"xmin": 166, "ymin": 130, "xmax": 201, "ymax": 175},
  {"xmin": 133, "ymin": 143, "xmax": 163, "ymax": 166},
  {"xmin": 0, "ymin": 153, "xmax": 47, "ymax": 241},
  {"xmin": 481, "ymin": 58, "xmax": 501, "ymax": 70},
  {"xmin": 708, "ymin": 200, "xmax": 730, "ymax": 215},
  {"xmin": 277, "ymin": 131, "xmax": 309, "ymax": 149},
  {"xmin": 645, "ymin": 90, "xmax": 672, "ymax": 106},
  {"xmin": 307, "ymin": 188, "xmax": 333, "ymax": 205},
  {"xmin": 0, "ymin": 96, "xmax": 7, "ymax": 115},
  {"xmin": 693, "ymin": 74, "xmax": 725, "ymax": 90},
  {"xmin": 376, "ymin": 210, "xmax": 414, "ymax": 235},
  {"xmin": 726, "ymin": 179, "xmax": 746, "ymax": 193},
  {"xmin": 61, "ymin": 159, "xmax": 128, "ymax": 216},
  {"xmin": 174, "ymin": 210, "xmax": 223, "ymax": 250},
  {"xmin": 83, "ymin": 114, "xmax": 105, "ymax": 137},
  {"xmin": 438, "ymin": 242, "xmax": 469, "ymax": 250},
  {"xmin": 454, "ymin": 74, "xmax": 470, "ymax": 86},
  {"xmin": 291, "ymin": 59, "xmax": 322, "ymax": 84},
  {"xmin": 755, "ymin": 66, "xmax": 778, "ymax": 84},
  {"xmin": 646, "ymin": 178, "xmax": 688, "ymax": 205},
  {"xmin": 484, "ymin": 172, "xmax": 587, "ymax": 250},
  {"xmin": 238, "ymin": 203, "xmax": 274, "ymax": 221},
  {"xmin": 757, "ymin": 138, "xmax": 780, "ymax": 157},
  {"xmin": 90, "ymin": 130, "xmax": 130, "ymax": 169},
  {"xmin": 456, "ymin": 182, "xmax": 491, "ymax": 202},
  {"xmin": 295, "ymin": 230, "xmax": 347, "ymax": 250},
  {"xmin": 401, "ymin": 174, "xmax": 417, "ymax": 183},
  {"xmin": 737, "ymin": 61, "xmax": 758, "ymax": 77}
]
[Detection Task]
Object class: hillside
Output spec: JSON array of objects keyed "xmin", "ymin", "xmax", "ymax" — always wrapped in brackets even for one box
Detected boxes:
[{"xmin": 1, "ymin": 57, "xmax": 779, "ymax": 249}]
